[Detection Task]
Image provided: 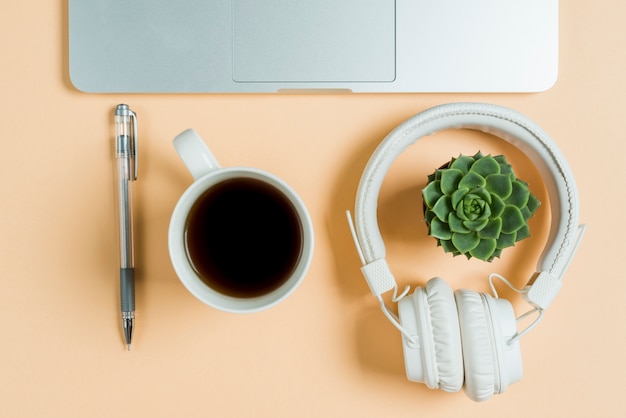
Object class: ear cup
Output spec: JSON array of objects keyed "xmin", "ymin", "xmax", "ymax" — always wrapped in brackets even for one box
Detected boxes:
[
  {"xmin": 455, "ymin": 289, "xmax": 524, "ymax": 402},
  {"xmin": 483, "ymin": 294, "xmax": 524, "ymax": 395},
  {"xmin": 398, "ymin": 278, "xmax": 463, "ymax": 392},
  {"xmin": 424, "ymin": 278, "xmax": 464, "ymax": 392},
  {"xmin": 454, "ymin": 289, "xmax": 497, "ymax": 402}
]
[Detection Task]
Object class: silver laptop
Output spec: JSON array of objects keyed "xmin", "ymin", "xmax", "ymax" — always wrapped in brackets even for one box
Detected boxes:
[{"xmin": 69, "ymin": 0, "xmax": 558, "ymax": 93}]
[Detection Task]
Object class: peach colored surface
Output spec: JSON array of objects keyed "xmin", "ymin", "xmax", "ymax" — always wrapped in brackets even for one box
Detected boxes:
[{"xmin": 1, "ymin": 1, "xmax": 624, "ymax": 417}]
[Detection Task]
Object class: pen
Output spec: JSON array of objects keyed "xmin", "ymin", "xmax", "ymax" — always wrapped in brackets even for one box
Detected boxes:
[{"xmin": 114, "ymin": 104, "xmax": 137, "ymax": 351}]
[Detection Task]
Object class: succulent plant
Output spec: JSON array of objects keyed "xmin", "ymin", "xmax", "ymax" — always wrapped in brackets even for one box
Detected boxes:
[{"xmin": 422, "ymin": 152, "xmax": 540, "ymax": 262}]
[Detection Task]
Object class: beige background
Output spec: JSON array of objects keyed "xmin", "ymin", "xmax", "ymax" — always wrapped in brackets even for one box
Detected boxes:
[{"xmin": 1, "ymin": 1, "xmax": 625, "ymax": 417}]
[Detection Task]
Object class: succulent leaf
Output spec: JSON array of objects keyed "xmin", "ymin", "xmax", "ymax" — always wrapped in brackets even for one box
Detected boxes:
[
  {"xmin": 440, "ymin": 239, "xmax": 458, "ymax": 255},
  {"xmin": 516, "ymin": 225, "xmax": 531, "ymax": 241},
  {"xmin": 470, "ymin": 238, "xmax": 497, "ymax": 261},
  {"xmin": 526, "ymin": 193, "xmax": 541, "ymax": 213},
  {"xmin": 501, "ymin": 205, "xmax": 525, "ymax": 233},
  {"xmin": 424, "ymin": 209, "xmax": 436, "ymax": 224},
  {"xmin": 423, "ymin": 180, "xmax": 443, "ymax": 208},
  {"xmin": 489, "ymin": 193, "xmax": 505, "ymax": 218},
  {"xmin": 441, "ymin": 169, "xmax": 464, "ymax": 195},
  {"xmin": 432, "ymin": 195, "xmax": 452, "ymax": 222},
  {"xmin": 472, "ymin": 187, "xmax": 492, "ymax": 204},
  {"xmin": 430, "ymin": 218, "xmax": 452, "ymax": 240},
  {"xmin": 449, "ymin": 213, "xmax": 470, "ymax": 233},
  {"xmin": 496, "ymin": 232, "xmax": 517, "ymax": 249},
  {"xmin": 452, "ymin": 231, "xmax": 480, "ymax": 253},
  {"xmin": 463, "ymin": 218, "xmax": 489, "ymax": 232},
  {"xmin": 458, "ymin": 171, "xmax": 486, "ymax": 189},
  {"xmin": 471, "ymin": 155, "xmax": 501, "ymax": 177},
  {"xmin": 422, "ymin": 152, "xmax": 540, "ymax": 262},
  {"xmin": 478, "ymin": 218, "xmax": 503, "ymax": 240},
  {"xmin": 451, "ymin": 188, "xmax": 469, "ymax": 209},
  {"xmin": 509, "ymin": 180, "xmax": 530, "ymax": 208},
  {"xmin": 485, "ymin": 174, "xmax": 513, "ymax": 199},
  {"xmin": 449, "ymin": 155, "xmax": 475, "ymax": 173}
]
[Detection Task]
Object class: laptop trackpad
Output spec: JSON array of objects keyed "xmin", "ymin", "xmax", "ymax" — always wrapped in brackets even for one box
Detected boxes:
[{"xmin": 232, "ymin": 0, "xmax": 395, "ymax": 83}]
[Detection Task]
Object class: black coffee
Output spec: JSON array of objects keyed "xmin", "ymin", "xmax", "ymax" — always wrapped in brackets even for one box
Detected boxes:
[{"xmin": 184, "ymin": 177, "xmax": 303, "ymax": 298}]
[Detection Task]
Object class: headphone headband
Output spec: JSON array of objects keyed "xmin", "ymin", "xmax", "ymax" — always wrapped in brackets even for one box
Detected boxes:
[{"xmin": 351, "ymin": 103, "xmax": 583, "ymax": 310}]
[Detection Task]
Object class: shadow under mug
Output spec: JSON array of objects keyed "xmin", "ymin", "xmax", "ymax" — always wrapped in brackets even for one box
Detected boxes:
[{"xmin": 168, "ymin": 129, "xmax": 314, "ymax": 313}]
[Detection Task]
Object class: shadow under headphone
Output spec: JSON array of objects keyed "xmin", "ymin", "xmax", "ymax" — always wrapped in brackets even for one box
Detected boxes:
[{"xmin": 347, "ymin": 103, "xmax": 585, "ymax": 402}]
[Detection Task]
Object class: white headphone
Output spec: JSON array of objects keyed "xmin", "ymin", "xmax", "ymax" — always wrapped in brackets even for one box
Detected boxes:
[{"xmin": 347, "ymin": 103, "xmax": 585, "ymax": 401}]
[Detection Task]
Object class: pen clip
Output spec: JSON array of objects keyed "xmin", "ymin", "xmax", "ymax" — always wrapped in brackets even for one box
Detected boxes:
[{"xmin": 129, "ymin": 109, "xmax": 138, "ymax": 181}]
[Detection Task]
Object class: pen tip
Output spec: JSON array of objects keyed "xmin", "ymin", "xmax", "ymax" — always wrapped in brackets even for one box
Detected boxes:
[{"xmin": 127, "ymin": 344, "xmax": 131, "ymax": 351}]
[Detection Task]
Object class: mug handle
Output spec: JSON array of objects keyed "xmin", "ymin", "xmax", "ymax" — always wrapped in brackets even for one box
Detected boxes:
[{"xmin": 173, "ymin": 129, "xmax": 221, "ymax": 180}]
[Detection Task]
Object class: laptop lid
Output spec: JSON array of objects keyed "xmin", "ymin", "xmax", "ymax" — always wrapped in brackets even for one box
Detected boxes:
[{"xmin": 69, "ymin": 0, "xmax": 558, "ymax": 93}]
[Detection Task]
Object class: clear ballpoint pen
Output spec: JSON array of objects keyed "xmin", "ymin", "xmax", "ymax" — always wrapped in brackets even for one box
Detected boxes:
[{"xmin": 114, "ymin": 104, "xmax": 137, "ymax": 351}]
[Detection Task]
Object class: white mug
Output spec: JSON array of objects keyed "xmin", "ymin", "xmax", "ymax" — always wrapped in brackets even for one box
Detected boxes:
[{"xmin": 168, "ymin": 129, "xmax": 314, "ymax": 313}]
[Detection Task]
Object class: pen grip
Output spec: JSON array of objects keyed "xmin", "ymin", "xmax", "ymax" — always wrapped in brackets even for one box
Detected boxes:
[{"xmin": 120, "ymin": 267, "xmax": 135, "ymax": 313}]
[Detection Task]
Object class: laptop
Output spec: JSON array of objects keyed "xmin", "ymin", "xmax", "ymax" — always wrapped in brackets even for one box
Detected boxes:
[{"xmin": 68, "ymin": 0, "xmax": 558, "ymax": 93}]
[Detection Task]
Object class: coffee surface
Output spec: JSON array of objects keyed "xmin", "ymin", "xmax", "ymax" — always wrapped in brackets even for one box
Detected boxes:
[{"xmin": 185, "ymin": 177, "xmax": 303, "ymax": 298}]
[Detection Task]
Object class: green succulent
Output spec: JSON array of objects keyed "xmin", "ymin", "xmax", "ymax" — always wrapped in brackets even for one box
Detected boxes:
[{"xmin": 422, "ymin": 152, "xmax": 540, "ymax": 262}]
